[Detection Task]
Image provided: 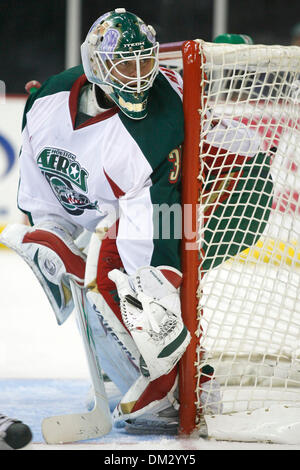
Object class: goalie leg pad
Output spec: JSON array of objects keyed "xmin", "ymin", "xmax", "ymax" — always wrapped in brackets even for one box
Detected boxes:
[
  {"xmin": 112, "ymin": 366, "xmax": 179, "ymax": 424},
  {"xmin": 85, "ymin": 221, "xmax": 126, "ymax": 328},
  {"xmin": 85, "ymin": 223, "xmax": 140, "ymax": 393},
  {"xmin": 86, "ymin": 291, "xmax": 140, "ymax": 394},
  {"xmin": 0, "ymin": 222, "xmax": 86, "ymax": 325},
  {"xmin": 113, "ymin": 364, "xmax": 223, "ymax": 435}
]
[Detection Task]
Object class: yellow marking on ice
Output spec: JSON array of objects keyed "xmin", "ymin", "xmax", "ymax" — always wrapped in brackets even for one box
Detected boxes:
[
  {"xmin": 86, "ymin": 279, "xmax": 100, "ymax": 294},
  {"xmin": 0, "ymin": 225, "xmax": 9, "ymax": 249},
  {"xmin": 236, "ymin": 238, "xmax": 300, "ymax": 267},
  {"xmin": 120, "ymin": 401, "xmax": 137, "ymax": 415},
  {"xmin": 62, "ymin": 282, "xmax": 72, "ymax": 304}
]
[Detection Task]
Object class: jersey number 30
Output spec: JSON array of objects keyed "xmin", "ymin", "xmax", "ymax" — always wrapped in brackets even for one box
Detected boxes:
[{"xmin": 168, "ymin": 147, "xmax": 181, "ymax": 184}]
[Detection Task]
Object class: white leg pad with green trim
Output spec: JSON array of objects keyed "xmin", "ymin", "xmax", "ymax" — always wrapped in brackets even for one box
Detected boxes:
[{"xmin": 0, "ymin": 222, "xmax": 86, "ymax": 325}]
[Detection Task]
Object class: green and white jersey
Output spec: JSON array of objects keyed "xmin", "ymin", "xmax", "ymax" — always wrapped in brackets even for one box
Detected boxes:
[{"xmin": 18, "ymin": 65, "xmax": 184, "ymax": 274}]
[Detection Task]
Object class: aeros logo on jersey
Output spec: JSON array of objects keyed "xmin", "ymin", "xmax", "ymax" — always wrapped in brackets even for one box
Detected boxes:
[{"xmin": 37, "ymin": 147, "xmax": 98, "ymax": 215}]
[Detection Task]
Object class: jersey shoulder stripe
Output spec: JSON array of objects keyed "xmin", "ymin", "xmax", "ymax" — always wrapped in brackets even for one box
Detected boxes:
[
  {"xmin": 22, "ymin": 65, "xmax": 84, "ymax": 130},
  {"xmin": 159, "ymin": 67, "xmax": 183, "ymax": 99}
]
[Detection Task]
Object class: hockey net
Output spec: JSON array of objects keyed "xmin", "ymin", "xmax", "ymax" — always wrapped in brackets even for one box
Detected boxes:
[{"xmin": 160, "ymin": 40, "xmax": 300, "ymax": 443}]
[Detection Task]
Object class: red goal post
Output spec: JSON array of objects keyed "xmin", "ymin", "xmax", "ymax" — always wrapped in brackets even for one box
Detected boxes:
[
  {"xmin": 160, "ymin": 40, "xmax": 206, "ymax": 435},
  {"xmin": 160, "ymin": 40, "xmax": 300, "ymax": 443},
  {"xmin": 160, "ymin": 41, "xmax": 202, "ymax": 434}
]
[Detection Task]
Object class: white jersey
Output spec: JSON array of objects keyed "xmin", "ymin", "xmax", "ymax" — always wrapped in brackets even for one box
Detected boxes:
[
  {"xmin": 18, "ymin": 65, "xmax": 273, "ymax": 275},
  {"xmin": 18, "ymin": 66, "xmax": 184, "ymax": 274}
]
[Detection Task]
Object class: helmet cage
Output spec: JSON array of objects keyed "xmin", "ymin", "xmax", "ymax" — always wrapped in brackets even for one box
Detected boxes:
[
  {"xmin": 93, "ymin": 43, "xmax": 159, "ymax": 94},
  {"xmin": 81, "ymin": 9, "xmax": 160, "ymax": 119}
]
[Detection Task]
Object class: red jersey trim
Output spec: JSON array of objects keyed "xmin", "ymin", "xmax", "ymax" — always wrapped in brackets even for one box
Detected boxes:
[
  {"xmin": 69, "ymin": 74, "xmax": 119, "ymax": 130},
  {"xmin": 104, "ymin": 169, "xmax": 125, "ymax": 198}
]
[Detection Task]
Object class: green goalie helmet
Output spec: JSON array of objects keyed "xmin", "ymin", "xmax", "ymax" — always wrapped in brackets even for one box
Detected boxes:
[{"xmin": 81, "ymin": 8, "xmax": 159, "ymax": 120}]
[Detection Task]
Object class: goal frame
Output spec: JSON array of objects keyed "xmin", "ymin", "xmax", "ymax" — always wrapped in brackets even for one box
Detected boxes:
[
  {"xmin": 176, "ymin": 39, "xmax": 300, "ymax": 440},
  {"xmin": 178, "ymin": 40, "xmax": 203, "ymax": 435},
  {"xmin": 159, "ymin": 39, "xmax": 206, "ymax": 435}
]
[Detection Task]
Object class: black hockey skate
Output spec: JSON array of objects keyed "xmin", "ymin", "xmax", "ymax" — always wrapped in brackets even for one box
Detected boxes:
[{"xmin": 0, "ymin": 414, "xmax": 32, "ymax": 450}]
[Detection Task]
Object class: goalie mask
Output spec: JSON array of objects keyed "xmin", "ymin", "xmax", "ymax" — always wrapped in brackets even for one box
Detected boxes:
[{"xmin": 81, "ymin": 8, "xmax": 159, "ymax": 120}]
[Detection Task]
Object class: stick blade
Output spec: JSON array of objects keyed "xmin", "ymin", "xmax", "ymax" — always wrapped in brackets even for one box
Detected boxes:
[{"xmin": 42, "ymin": 402, "xmax": 112, "ymax": 444}]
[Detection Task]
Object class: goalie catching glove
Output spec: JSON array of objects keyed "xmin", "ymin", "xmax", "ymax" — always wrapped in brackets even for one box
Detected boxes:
[{"xmin": 108, "ymin": 266, "xmax": 191, "ymax": 381}]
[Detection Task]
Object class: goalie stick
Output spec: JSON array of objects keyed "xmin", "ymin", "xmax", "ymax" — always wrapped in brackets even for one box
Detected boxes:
[{"xmin": 42, "ymin": 279, "xmax": 112, "ymax": 444}]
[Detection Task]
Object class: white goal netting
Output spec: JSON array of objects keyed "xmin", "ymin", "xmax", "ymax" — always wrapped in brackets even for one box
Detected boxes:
[{"xmin": 192, "ymin": 41, "xmax": 300, "ymax": 442}]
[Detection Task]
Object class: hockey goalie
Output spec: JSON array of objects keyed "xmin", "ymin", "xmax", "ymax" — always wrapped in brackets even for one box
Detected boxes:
[{"xmin": 0, "ymin": 9, "xmax": 273, "ymax": 440}]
